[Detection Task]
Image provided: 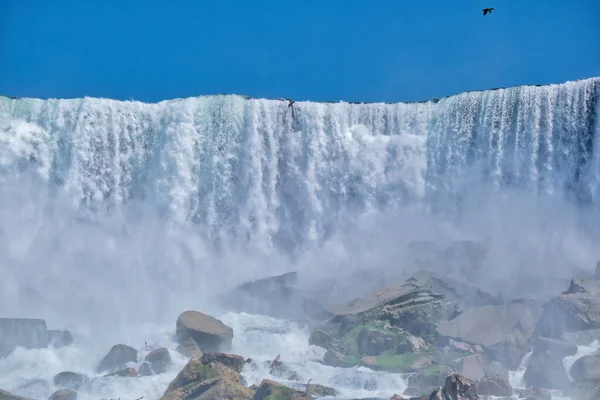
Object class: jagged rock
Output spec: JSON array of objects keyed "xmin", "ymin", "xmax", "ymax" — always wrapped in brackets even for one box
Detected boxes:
[
  {"xmin": 48, "ymin": 330, "xmax": 73, "ymax": 348},
  {"xmin": 104, "ymin": 367, "xmax": 138, "ymax": 377},
  {"xmin": 390, "ymin": 395, "xmax": 408, "ymax": 400},
  {"xmin": 532, "ymin": 336, "xmax": 577, "ymax": 358},
  {"xmin": 253, "ymin": 379, "xmax": 312, "ymax": 400},
  {"xmin": 564, "ymin": 380, "xmax": 600, "ymax": 400},
  {"xmin": 427, "ymin": 374, "xmax": 479, "ymax": 400},
  {"xmin": 53, "ymin": 372, "xmax": 88, "ymax": 390},
  {"xmin": 515, "ymin": 386, "xmax": 551, "ymax": 400},
  {"xmin": 447, "ymin": 354, "xmax": 485, "ymax": 382},
  {"xmin": 160, "ymin": 353, "xmax": 253, "ymax": 400},
  {"xmin": 562, "ymin": 328, "xmax": 600, "ymax": 346},
  {"xmin": 225, "ymin": 272, "xmax": 333, "ymax": 322},
  {"xmin": 305, "ymin": 383, "xmax": 338, "ymax": 397},
  {"xmin": 0, "ymin": 318, "xmax": 49, "ymax": 357},
  {"xmin": 408, "ymin": 366, "xmax": 453, "ymax": 390},
  {"xmin": 96, "ymin": 344, "xmax": 138, "ymax": 373},
  {"xmin": 176, "ymin": 310, "xmax": 233, "ymax": 353},
  {"xmin": 483, "ymin": 361, "xmax": 508, "ymax": 381},
  {"xmin": 0, "ymin": 389, "xmax": 31, "ymax": 400},
  {"xmin": 267, "ymin": 359, "xmax": 300, "ymax": 381},
  {"xmin": 523, "ymin": 347, "xmax": 570, "ymax": 389},
  {"xmin": 321, "ymin": 350, "xmax": 355, "ymax": 368},
  {"xmin": 436, "ymin": 299, "xmax": 543, "ymax": 369},
  {"xmin": 477, "ymin": 375, "xmax": 512, "ymax": 397},
  {"xmin": 139, "ymin": 362, "xmax": 152, "ymax": 376},
  {"xmin": 176, "ymin": 337, "xmax": 203, "ymax": 359},
  {"xmin": 201, "ymin": 352, "xmax": 246, "ymax": 373},
  {"xmin": 309, "ymin": 329, "xmax": 333, "ymax": 349},
  {"xmin": 145, "ymin": 347, "xmax": 171, "ymax": 374},
  {"xmin": 536, "ymin": 278, "xmax": 600, "ymax": 338},
  {"xmin": 49, "ymin": 389, "xmax": 77, "ymax": 400},
  {"xmin": 570, "ymin": 350, "xmax": 600, "ymax": 381}
]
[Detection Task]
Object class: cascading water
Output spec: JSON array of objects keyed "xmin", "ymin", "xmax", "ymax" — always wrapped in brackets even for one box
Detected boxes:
[{"xmin": 1, "ymin": 77, "xmax": 599, "ymax": 400}]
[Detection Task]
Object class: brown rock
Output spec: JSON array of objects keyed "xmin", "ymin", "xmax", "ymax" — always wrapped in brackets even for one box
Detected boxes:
[
  {"xmin": 145, "ymin": 347, "xmax": 171, "ymax": 374},
  {"xmin": 253, "ymin": 379, "xmax": 312, "ymax": 400},
  {"xmin": 176, "ymin": 310, "xmax": 233, "ymax": 353},
  {"xmin": 0, "ymin": 389, "xmax": 31, "ymax": 400},
  {"xmin": 201, "ymin": 352, "xmax": 246, "ymax": 373},
  {"xmin": 103, "ymin": 367, "xmax": 138, "ymax": 377},
  {"xmin": 49, "ymin": 389, "xmax": 77, "ymax": 400},
  {"xmin": 96, "ymin": 344, "xmax": 138, "ymax": 373},
  {"xmin": 176, "ymin": 337, "xmax": 202, "ymax": 359}
]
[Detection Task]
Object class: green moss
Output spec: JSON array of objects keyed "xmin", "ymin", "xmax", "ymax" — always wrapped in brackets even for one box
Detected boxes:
[
  {"xmin": 343, "ymin": 321, "xmax": 408, "ymax": 356},
  {"xmin": 342, "ymin": 355, "xmax": 362, "ymax": 366},
  {"xmin": 422, "ymin": 365, "xmax": 449, "ymax": 376},
  {"xmin": 374, "ymin": 351, "xmax": 422, "ymax": 373},
  {"xmin": 264, "ymin": 385, "xmax": 297, "ymax": 400},
  {"xmin": 195, "ymin": 365, "xmax": 219, "ymax": 381}
]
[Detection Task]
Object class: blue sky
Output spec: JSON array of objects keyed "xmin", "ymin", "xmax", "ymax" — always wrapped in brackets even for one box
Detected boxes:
[{"xmin": 1, "ymin": 0, "xmax": 599, "ymax": 103}]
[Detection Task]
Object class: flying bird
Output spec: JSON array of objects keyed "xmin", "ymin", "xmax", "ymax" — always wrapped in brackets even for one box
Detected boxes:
[{"xmin": 482, "ymin": 8, "xmax": 495, "ymax": 16}]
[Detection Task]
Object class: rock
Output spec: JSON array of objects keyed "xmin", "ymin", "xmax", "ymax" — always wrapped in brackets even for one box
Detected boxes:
[
  {"xmin": 53, "ymin": 372, "xmax": 88, "ymax": 391},
  {"xmin": 562, "ymin": 328, "xmax": 600, "ymax": 346},
  {"xmin": 536, "ymin": 278, "xmax": 600, "ymax": 338},
  {"xmin": 428, "ymin": 374, "xmax": 479, "ymax": 400},
  {"xmin": 48, "ymin": 330, "xmax": 73, "ymax": 348},
  {"xmin": 390, "ymin": 395, "xmax": 408, "ymax": 400},
  {"xmin": 49, "ymin": 389, "xmax": 77, "ymax": 400},
  {"xmin": 139, "ymin": 362, "xmax": 153, "ymax": 376},
  {"xmin": 104, "ymin": 367, "xmax": 138, "ymax": 377},
  {"xmin": 176, "ymin": 337, "xmax": 203, "ymax": 359},
  {"xmin": 15, "ymin": 379, "xmax": 51, "ymax": 398},
  {"xmin": 447, "ymin": 354, "xmax": 485, "ymax": 382},
  {"xmin": 226, "ymin": 272, "xmax": 333, "ymax": 322},
  {"xmin": 176, "ymin": 310, "xmax": 234, "ymax": 353},
  {"xmin": 253, "ymin": 379, "xmax": 312, "ymax": 400},
  {"xmin": 305, "ymin": 383, "xmax": 339, "ymax": 397},
  {"xmin": 408, "ymin": 366, "xmax": 453, "ymax": 390},
  {"xmin": 322, "ymin": 350, "xmax": 355, "ymax": 368},
  {"xmin": 443, "ymin": 239, "xmax": 489, "ymax": 277},
  {"xmin": 477, "ymin": 375, "xmax": 512, "ymax": 397},
  {"xmin": 596, "ymin": 260, "xmax": 600, "ymax": 279},
  {"xmin": 564, "ymin": 380, "xmax": 600, "ymax": 400},
  {"xmin": 483, "ymin": 361, "xmax": 508, "ymax": 381},
  {"xmin": 145, "ymin": 347, "xmax": 171, "ymax": 374},
  {"xmin": 516, "ymin": 386, "xmax": 551, "ymax": 400},
  {"xmin": 532, "ymin": 336, "xmax": 577, "ymax": 358},
  {"xmin": 96, "ymin": 344, "xmax": 138, "ymax": 373},
  {"xmin": 0, "ymin": 389, "xmax": 31, "ymax": 400},
  {"xmin": 201, "ymin": 352, "xmax": 246, "ymax": 373},
  {"xmin": 308, "ymin": 329, "xmax": 333, "ymax": 349},
  {"xmin": 0, "ymin": 318, "xmax": 49, "ymax": 357},
  {"xmin": 436, "ymin": 299, "xmax": 543, "ymax": 369},
  {"xmin": 160, "ymin": 355, "xmax": 253, "ymax": 400},
  {"xmin": 570, "ymin": 350, "xmax": 600, "ymax": 381},
  {"xmin": 523, "ymin": 348, "xmax": 570, "ymax": 389}
]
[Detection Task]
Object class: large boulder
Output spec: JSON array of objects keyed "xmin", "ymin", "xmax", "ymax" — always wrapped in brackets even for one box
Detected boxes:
[
  {"xmin": 176, "ymin": 337, "xmax": 202, "ymax": 359},
  {"xmin": 536, "ymin": 278, "xmax": 600, "ymax": 338},
  {"xmin": 564, "ymin": 380, "xmax": 600, "ymax": 400},
  {"xmin": 0, "ymin": 389, "xmax": 31, "ymax": 400},
  {"xmin": 532, "ymin": 336, "xmax": 577, "ymax": 358},
  {"xmin": 0, "ymin": 318, "xmax": 49, "ymax": 357},
  {"xmin": 570, "ymin": 351, "xmax": 600, "ymax": 381},
  {"xmin": 224, "ymin": 272, "xmax": 333, "ymax": 322},
  {"xmin": 176, "ymin": 311, "xmax": 233, "ymax": 353},
  {"xmin": 477, "ymin": 375, "xmax": 512, "ymax": 397},
  {"xmin": 523, "ymin": 348, "xmax": 570, "ymax": 390},
  {"xmin": 96, "ymin": 344, "xmax": 138, "ymax": 373},
  {"xmin": 428, "ymin": 374, "xmax": 479, "ymax": 400},
  {"xmin": 145, "ymin": 348, "xmax": 171, "ymax": 374},
  {"xmin": 48, "ymin": 330, "xmax": 73, "ymax": 348},
  {"xmin": 253, "ymin": 379, "xmax": 312, "ymax": 400},
  {"xmin": 53, "ymin": 372, "xmax": 88, "ymax": 391},
  {"xmin": 447, "ymin": 354, "xmax": 485, "ymax": 382},
  {"xmin": 436, "ymin": 299, "xmax": 543, "ymax": 369},
  {"xmin": 160, "ymin": 353, "xmax": 253, "ymax": 400},
  {"xmin": 49, "ymin": 390, "xmax": 77, "ymax": 400}
]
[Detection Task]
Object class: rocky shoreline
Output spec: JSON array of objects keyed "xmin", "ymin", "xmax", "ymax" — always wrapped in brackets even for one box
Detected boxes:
[{"xmin": 2, "ymin": 241, "xmax": 600, "ymax": 400}]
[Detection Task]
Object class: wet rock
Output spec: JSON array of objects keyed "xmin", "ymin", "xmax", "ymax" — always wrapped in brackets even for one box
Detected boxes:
[
  {"xmin": 0, "ymin": 389, "xmax": 31, "ymax": 400},
  {"xmin": 176, "ymin": 337, "xmax": 202, "ymax": 359},
  {"xmin": 447, "ymin": 354, "xmax": 485, "ymax": 382},
  {"xmin": 48, "ymin": 330, "xmax": 73, "ymax": 348},
  {"xmin": 483, "ymin": 361, "xmax": 508, "ymax": 381},
  {"xmin": 308, "ymin": 329, "xmax": 333, "ymax": 349},
  {"xmin": 570, "ymin": 350, "xmax": 600, "ymax": 381},
  {"xmin": 0, "ymin": 318, "xmax": 49, "ymax": 357},
  {"xmin": 563, "ymin": 380, "xmax": 600, "ymax": 400},
  {"xmin": 477, "ymin": 375, "xmax": 512, "ymax": 397},
  {"xmin": 267, "ymin": 358, "xmax": 300, "ymax": 381},
  {"xmin": 305, "ymin": 383, "xmax": 339, "ymax": 397},
  {"xmin": 596, "ymin": 260, "xmax": 600, "ymax": 279},
  {"xmin": 536, "ymin": 278, "xmax": 600, "ymax": 338},
  {"xmin": 436, "ymin": 299, "xmax": 543, "ymax": 369},
  {"xmin": 49, "ymin": 389, "xmax": 77, "ymax": 400},
  {"xmin": 523, "ymin": 348, "xmax": 570, "ymax": 389},
  {"xmin": 427, "ymin": 374, "xmax": 479, "ymax": 400},
  {"xmin": 562, "ymin": 328, "xmax": 600, "ymax": 346},
  {"xmin": 96, "ymin": 344, "xmax": 138, "ymax": 373},
  {"xmin": 532, "ymin": 336, "xmax": 577, "ymax": 358},
  {"xmin": 104, "ymin": 367, "xmax": 138, "ymax": 377},
  {"xmin": 202, "ymin": 352, "xmax": 246, "ymax": 373},
  {"xmin": 390, "ymin": 395, "xmax": 408, "ymax": 400},
  {"xmin": 138, "ymin": 362, "xmax": 152, "ymax": 376},
  {"xmin": 160, "ymin": 355, "xmax": 253, "ymax": 400},
  {"xmin": 408, "ymin": 366, "xmax": 453, "ymax": 390},
  {"xmin": 515, "ymin": 386, "xmax": 551, "ymax": 400},
  {"xmin": 253, "ymin": 379, "xmax": 312, "ymax": 400},
  {"xmin": 176, "ymin": 310, "xmax": 233, "ymax": 353},
  {"xmin": 321, "ymin": 350, "xmax": 355, "ymax": 368},
  {"xmin": 443, "ymin": 239, "xmax": 490, "ymax": 278},
  {"xmin": 145, "ymin": 347, "xmax": 171, "ymax": 374},
  {"xmin": 53, "ymin": 372, "xmax": 88, "ymax": 391},
  {"xmin": 226, "ymin": 272, "xmax": 333, "ymax": 322}
]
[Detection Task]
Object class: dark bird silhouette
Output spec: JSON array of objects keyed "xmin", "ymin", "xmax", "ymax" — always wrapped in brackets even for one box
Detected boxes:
[
  {"xmin": 277, "ymin": 98, "xmax": 296, "ymax": 119},
  {"xmin": 482, "ymin": 8, "xmax": 494, "ymax": 16}
]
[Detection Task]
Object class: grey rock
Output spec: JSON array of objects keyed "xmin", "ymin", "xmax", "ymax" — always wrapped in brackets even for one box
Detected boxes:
[
  {"xmin": 570, "ymin": 350, "xmax": 600, "ymax": 381},
  {"xmin": 515, "ymin": 386, "xmax": 551, "ymax": 400},
  {"xmin": 48, "ymin": 330, "xmax": 73, "ymax": 348},
  {"xmin": 477, "ymin": 375, "xmax": 512, "ymax": 397},
  {"xmin": 532, "ymin": 336, "xmax": 577, "ymax": 358},
  {"xmin": 562, "ymin": 328, "xmax": 600, "ymax": 346},
  {"xmin": 53, "ymin": 372, "xmax": 88, "ymax": 391},
  {"xmin": 0, "ymin": 389, "xmax": 32, "ymax": 400},
  {"xmin": 103, "ymin": 367, "xmax": 138, "ymax": 378},
  {"xmin": 447, "ymin": 354, "xmax": 485, "ymax": 382},
  {"xmin": 408, "ymin": 366, "xmax": 453, "ymax": 390},
  {"xmin": 483, "ymin": 361, "xmax": 509, "ymax": 381},
  {"xmin": 176, "ymin": 310, "xmax": 233, "ymax": 353},
  {"xmin": 138, "ymin": 362, "xmax": 152, "ymax": 376},
  {"xmin": 175, "ymin": 337, "xmax": 202, "ymax": 359},
  {"xmin": 523, "ymin": 348, "xmax": 570, "ymax": 390},
  {"xmin": 201, "ymin": 352, "xmax": 246, "ymax": 373},
  {"xmin": 0, "ymin": 318, "xmax": 49, "ymax": 357},
  {"xmin": 145, "ymin": 347, "xmax": 171, "ymax": 374},
  {"xmin": 49, "ymin": 389, "xmax": 77, "ymax": 400},
  {"xmin": 96, "ymin": 344, "xmax": 138, "ymax": 373},
  {"xmin": 564, "ymin": 380, "xmax": 600, "ymax": 400}
]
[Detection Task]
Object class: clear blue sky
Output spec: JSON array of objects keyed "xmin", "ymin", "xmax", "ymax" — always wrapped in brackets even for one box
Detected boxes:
[{"xmin": 1, "ymin": 0, "xmax": 599, "ymax": 103}]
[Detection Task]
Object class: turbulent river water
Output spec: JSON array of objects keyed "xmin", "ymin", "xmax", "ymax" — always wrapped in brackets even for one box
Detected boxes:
[{"xmin": 0, "ymin": 77, "xmax": 599, "ymax": 399}]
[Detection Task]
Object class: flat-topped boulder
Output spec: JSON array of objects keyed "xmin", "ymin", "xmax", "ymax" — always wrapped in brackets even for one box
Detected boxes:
[
  {"xmin": 536, "ymin": 278, "xmax": 600, "ymax": 338},
  {"xmin": 176, "ymin": 310, "xmax": 233, "ymax": 353},
  {"xmin": 0, "ymin": 318, "xmax": 49, "ymax": 357},
  {"xmin": 436, "ymin": 299, "xmax": 543, "ymax": 369}
]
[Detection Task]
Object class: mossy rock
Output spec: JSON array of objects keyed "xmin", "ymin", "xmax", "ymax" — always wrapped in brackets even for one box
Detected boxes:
[
  {"xmin": 408, "ymin": 365, "xmax": 453, "ymax": 390},
  {"xmin": 253, "ymin": 379, "xmax": 312, "ymax": 400},
  {"xmin": 343, "ymin": 322, "xmax": 413, "ymax": 357}
]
